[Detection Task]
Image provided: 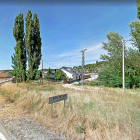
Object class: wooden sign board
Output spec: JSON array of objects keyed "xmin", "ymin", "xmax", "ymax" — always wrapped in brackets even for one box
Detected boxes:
[{"xmin": 49, "ymin": 94, "xmax": 68, "ymax": 104}]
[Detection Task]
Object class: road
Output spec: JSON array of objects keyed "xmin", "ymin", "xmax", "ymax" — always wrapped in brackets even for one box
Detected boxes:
[
  {"xmin": 0, "ymin": 80, "xmax": 11, "ymax": 85},
  {"xmin": 0, "ymin": 122, "xmax": 12, "ymax": 140}
]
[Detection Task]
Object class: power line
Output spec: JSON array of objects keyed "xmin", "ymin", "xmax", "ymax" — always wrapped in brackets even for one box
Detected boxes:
[{"xmin": 43, "ymin": 61, "xmax": 58, "ymax": 68}]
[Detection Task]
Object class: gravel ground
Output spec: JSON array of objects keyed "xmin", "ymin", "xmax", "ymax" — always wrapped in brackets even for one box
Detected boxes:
[
  {"xmin": 0, "ymin": 117, "xmax": 65, "ymax": 140},
  {"xmin": 0, "ymin": 95, "xmax": 65, "ymax": 140}
]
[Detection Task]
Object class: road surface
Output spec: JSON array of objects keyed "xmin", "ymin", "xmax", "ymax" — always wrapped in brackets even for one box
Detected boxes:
[{"xmin": 0, "ymin": 122, "xmax": 12, "ymax": 140}]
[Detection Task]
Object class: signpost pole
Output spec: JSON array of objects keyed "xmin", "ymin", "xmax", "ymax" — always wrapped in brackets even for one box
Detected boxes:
[
  {"xmin": 51, "ymin": 103, "xmax": 53, "ymax": 118},
  {"xmin": 63, "ymin": 100, "xmax": 65, "ymax": 107}
]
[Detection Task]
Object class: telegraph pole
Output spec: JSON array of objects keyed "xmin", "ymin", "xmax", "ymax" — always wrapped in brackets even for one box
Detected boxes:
[
  {"xmin": 42, "ymin": 59, "xmax": 43, "ymax": 86},
  {"xmin": 80, "ymin": 49, "xmax": 87, "ymax": 86}
]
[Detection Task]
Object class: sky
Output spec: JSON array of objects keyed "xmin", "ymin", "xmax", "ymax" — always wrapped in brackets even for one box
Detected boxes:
[{"xmin": 0, "ymin": 0, "xmax": 138, "ymax": 70}]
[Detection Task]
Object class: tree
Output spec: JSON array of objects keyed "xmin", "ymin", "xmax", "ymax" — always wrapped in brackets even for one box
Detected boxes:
[
  {"xmin": 98, "ymin": 31, "xmax": 140, "ymax": 88},
  {"xmin": 129, "ymin": 19, "xmax": 140, "ymax": 50},
  {"xmin": 12, "ymin": 10, "xmax": 42, "ymax": 82},
  {"xmin": 54, "ymin": 70, "xmax": 66, "ymax": 80},
  {"xmin": 137, "ymin": 0, "xmax": 140, "ymax": 20},
  {"xmin": 12, "ymin": 13, "xmax": 26, "ymax": 81},
  {"xmin": 11, "ymin": 53, "xmax": 18, "ymax": 76},
  {"xmin": 44, "ymin": 67, "xmax": 52, "ymax": 80},
  {"xmin": 100, "ymin": 31, "xmax": 123, "ymax": 70},
  {"xmin": 129, "ymin": 0, "xmax": 140, "ymax": 51},
  {"xmin": 25, "ymin": 10, "xmax": 42, "ymax": 80}
]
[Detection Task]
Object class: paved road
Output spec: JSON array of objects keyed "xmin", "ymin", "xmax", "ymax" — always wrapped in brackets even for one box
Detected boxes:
[
  {"xmin": 0, "ymin": 122, "xmax": 12, "ymax": 140},
  {"xmin": 0, "ymin": 80, "xmax": 11, "ymax": 85}
]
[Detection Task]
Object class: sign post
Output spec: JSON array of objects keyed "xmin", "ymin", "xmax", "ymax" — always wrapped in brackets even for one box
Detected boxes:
[{"xmin": 49, "ymin": 94, "xmax": 68, "ymax": 117}]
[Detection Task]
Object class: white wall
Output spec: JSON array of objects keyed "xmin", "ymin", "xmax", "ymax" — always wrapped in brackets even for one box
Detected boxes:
[
  {"xmin": 61, "ymin": 69, "xmax": 79, "ymax": 80},
  {"xmin": 91, "ymin": 73, "xmax": 98, "ymax": 79},
  {"xmin": 61, "ymin": 69, "xmax": 73, "ymax": 79}
]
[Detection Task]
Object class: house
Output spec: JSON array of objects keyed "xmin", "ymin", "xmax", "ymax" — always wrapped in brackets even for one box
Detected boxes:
[
  {"xmin": 0, "ymin": 72, "xmax": 9, "ymax": 79},
  {"xmin": 61, "ymin": 67, "xmax": 80, "ymax": 81}
]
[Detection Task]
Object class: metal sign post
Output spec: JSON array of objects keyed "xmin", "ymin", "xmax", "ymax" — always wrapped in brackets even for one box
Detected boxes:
[{"xmin": 49, "ymin": 94, "xmax": 68, "ymax": 117}]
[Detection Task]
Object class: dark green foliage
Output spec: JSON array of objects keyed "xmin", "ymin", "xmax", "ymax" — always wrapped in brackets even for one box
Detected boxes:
[
  {"xmin": 25, "ymin": 10, "xmax": 42, "ymax": 80},
  {"xmin": 12, "ymin": 10, "xmax": 42, "ymax": 82},
  {"xmin": 54, "ymin": 70, "xmax": 66, "ymax": 80},
  {"xmin": 137, "ymin": 0, "xmax": 140, "ymax": 20},
  {"xmin": 98, "ymin": 65, "xmax": 122, "ymax": 87},
  {"xmin": 11, "ymin": 53, "xmax": 18, "ymax": 76},
  {"xmin": 35, "ymin": 70, "xmax": 41, "ymax": 80},
  {"xmin": 12, "ymin": 13, "xmax": 26, "ymax": 81}
]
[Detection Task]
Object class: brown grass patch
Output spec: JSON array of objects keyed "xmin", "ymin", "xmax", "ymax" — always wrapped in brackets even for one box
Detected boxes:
[{"xmin": 0, "ymin": 82, "xmax": 140, "ymax": 139}]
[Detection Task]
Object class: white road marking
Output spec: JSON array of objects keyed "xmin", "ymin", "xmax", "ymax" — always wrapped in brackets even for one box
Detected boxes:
[{"xmin": 0, "ymin": 132, "xmax": 7, "ymax": 140}]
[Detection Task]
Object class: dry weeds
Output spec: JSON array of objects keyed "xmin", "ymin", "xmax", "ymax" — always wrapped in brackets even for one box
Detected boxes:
[{"xmin": 0, "ymin": 82, "xmax": 140, "ymax": 140}]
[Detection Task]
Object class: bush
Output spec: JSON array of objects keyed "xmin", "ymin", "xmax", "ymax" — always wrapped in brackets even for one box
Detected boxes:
[
  {"xmin": 54, "ymin": 70, "xmax": 66, "ymax": 80},
  {"xmin": 12, "ymin": 77, "xmax": 22, "ymax": 83}
]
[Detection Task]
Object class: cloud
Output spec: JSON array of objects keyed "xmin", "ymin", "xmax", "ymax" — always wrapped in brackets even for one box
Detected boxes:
[{"xmin": 47, "ymin": 43, "xmax": 105, "ymax": 68}]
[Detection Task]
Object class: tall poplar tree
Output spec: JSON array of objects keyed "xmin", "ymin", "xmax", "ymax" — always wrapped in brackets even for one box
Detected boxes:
[
  {"xmin": 12, "ymin": 13, "xmax": 26, "ymax": 81},
  {"xmin": 25, "ymin": 10, "xmax": 42, "ymax": 80}
]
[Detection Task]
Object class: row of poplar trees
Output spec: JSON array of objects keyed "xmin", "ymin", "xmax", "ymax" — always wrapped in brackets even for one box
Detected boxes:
[{"xmin": 11, "ymin": 10, "xmax": 42, "ymax": 81}]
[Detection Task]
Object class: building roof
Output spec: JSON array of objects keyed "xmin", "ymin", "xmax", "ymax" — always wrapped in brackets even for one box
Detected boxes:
[{"xmin": 61, "ymin": 67, "xmax": 79, "ymax": 75}]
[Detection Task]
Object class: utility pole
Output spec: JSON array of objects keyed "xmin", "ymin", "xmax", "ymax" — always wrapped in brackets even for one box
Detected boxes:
[
  {"xmin": 42, "ymin": 59, "xmax": 43, "ymax": 86},
  {"xmin": 122, "ymin": 39, "xmax": 131, "ymax": 93},
  {"xmin": 122, "ymin": 39, "xmax": 125, "ymax": 93},
  {"xmin": 80, "ymin": 49, "xmax": 87, "ymax": 86}
]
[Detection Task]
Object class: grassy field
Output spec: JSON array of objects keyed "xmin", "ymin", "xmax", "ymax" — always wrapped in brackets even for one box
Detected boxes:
[{"xmin": 0, "ymin": 81, "xmax": 140, "ymax": 140}]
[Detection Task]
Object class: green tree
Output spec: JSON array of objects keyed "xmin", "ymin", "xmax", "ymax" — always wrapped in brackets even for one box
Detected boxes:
[
  {"xmin": 54, "ymin": 70, "xmax": 66, "ymax": 80},
  {"xmin": 11, "ymin": 53, "xmax": 18, "ymax": 76},
  {"xmin": 44, "ymin": 67, "xmax": 52, "ymax": 80},
  {"xmin": 12, "ymin": 13, "xmax": 26, "ymax": 81},
  {"xmin": 137, "ymin": 0, "xmax": 140, "ymax": 20},
  {"xmin": 25, "ymin": 10, "xmax": 42, "ymax": 80},
  {"xmin": 98, "ymin": 31, "xmax": 124, "ymax": 87},
  {"xmin": 98, "ymin": 31, "xmax": 140, "ymax": 88},
  {"xmin": 129, "ymin": 19, "xmax": 140, "ymax": 50},
  {"xmin": 100, "ymin": 31, "xmax": 123, "ymax": 74},
  {"xmin": 129, "ymin": 0, "xmax": 140, "ymax": 51}
]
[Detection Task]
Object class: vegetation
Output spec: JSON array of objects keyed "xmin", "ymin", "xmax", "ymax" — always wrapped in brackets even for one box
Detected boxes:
[
  {"xmin": 90, "ymin": 31, "xmax": 140, "ymax": 88},
  {"xmin": 54, "ymin": 69, "xmax": 66, "ymax": 80},
  {"xmin": 74, "ymin": 61, "xmax": 105, "ymax": 73},
  {"xmin": 0, "ymin": 82, "xmax": 140, "ymax": 139},
  {"xmin": 11, "ymin": 10, "xmax": 42, "ymax": 82},
  {"xmin": 12, "ymin": 13, "xmax": 26, "ymax": 81},
  {"xmin": 44, "ymin": 67, "xmax": 52, "ymax": 80},
  {"xmin": 25, "ymin": 10, "xmax": 42, "ymax": 80}
]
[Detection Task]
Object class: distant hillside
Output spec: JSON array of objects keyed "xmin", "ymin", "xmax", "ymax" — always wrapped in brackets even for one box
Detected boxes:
[{"xmin": 73, "ymin": 61, "xmax": 107, "ymax": 73}]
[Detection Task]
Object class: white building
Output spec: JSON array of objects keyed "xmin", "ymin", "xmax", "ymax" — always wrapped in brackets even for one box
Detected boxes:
[{"xmin": 61, "ymin": 67, "xmax": 80, "ymax": 81}]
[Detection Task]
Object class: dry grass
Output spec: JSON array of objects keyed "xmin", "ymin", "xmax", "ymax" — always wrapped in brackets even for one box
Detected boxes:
[{"xmin": 0, "ymin": 82, "xmax": 140, "ymax": 140}]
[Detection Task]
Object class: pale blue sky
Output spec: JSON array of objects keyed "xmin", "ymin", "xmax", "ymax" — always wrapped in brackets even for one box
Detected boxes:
[{"xmin": 0, "ymin": 0, "xmax": 137, "ymax": 70}]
